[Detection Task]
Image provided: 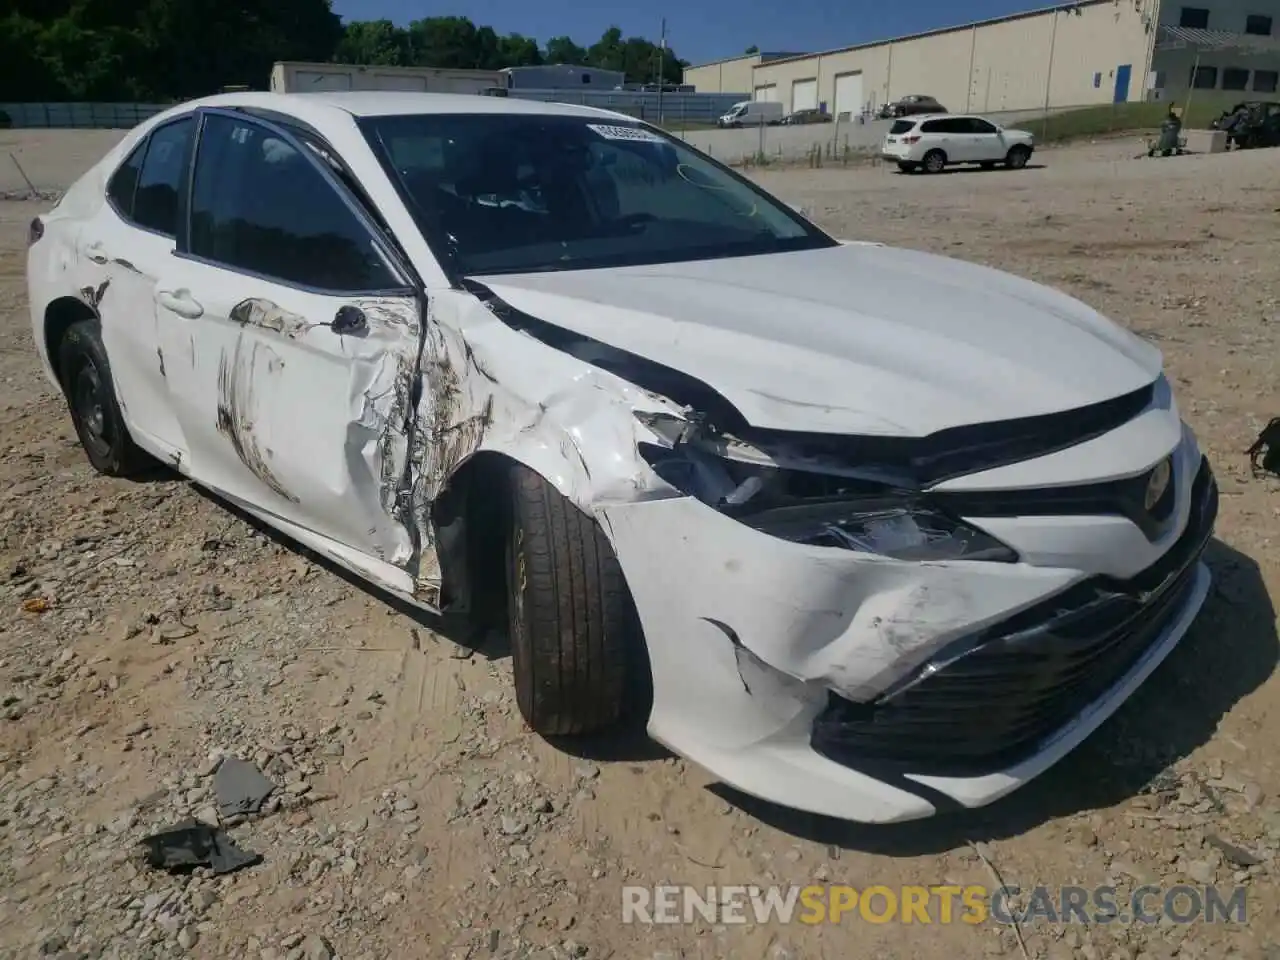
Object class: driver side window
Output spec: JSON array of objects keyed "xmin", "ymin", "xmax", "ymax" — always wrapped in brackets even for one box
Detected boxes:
[{"xmin": 189, "ymin": 113, "xmax": 400, "ymax": 293}]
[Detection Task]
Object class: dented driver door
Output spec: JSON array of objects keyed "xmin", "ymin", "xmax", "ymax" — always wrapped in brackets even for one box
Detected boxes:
[{"xmin": 155, "ymin": 110, "xmax": 425, "ymax": 590}]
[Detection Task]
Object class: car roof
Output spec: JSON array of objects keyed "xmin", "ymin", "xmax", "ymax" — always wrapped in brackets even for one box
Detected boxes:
[{"xmin": 163, "ymin": 90, "xmax": 632, "ymax": 122}]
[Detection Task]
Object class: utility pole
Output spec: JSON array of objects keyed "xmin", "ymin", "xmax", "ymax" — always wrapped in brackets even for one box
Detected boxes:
[
  {"xmin": 656, "ymin": 18, "xmax": 668, "ymax": 123},
  {"xmin": 1042, "ymin": 9, "xmax": 1060, "ymax": 138}
]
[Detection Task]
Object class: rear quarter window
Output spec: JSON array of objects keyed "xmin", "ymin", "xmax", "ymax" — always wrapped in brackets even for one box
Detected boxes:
[{"xmin": 889, "ymin": 120, "xmax": 916, "ymax": 135}]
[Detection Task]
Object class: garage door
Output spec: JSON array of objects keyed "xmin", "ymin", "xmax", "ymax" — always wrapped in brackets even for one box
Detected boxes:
[
  {"xmin": 369, "ymin": 73, "xmax": 429, "ymax": 91},
  {"xmin": 295, "ymin": 70, "xmax": 353, "ymax": 91},
  {"xmin": 754, "ymin": 84, "xmax": 777, "ymax": 102},
  {"xmin": 792, "ymin": 78, "xmax": 818, "ymax": 112},
  {"xmin": 834, "ymin": 72, "xmax": 864, "ymax": 119}
]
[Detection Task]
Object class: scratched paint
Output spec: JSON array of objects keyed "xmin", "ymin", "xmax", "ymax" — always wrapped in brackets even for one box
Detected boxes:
[
  {"xmin": 229, "ymin": 297, "xmax": 321, "ymax": 339},
  {"xmin": 215, "ymin": 339, "xmax": 299, "ymax": 504},
  {"xmin": 79, "ymin": 279, "xmax": 109, "ymax": 311}
]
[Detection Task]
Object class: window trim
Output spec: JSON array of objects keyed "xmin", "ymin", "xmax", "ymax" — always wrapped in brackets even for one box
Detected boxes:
[
  {"xmin": 1221, "ymin": 67, "xmax": 1251, "ymax": 91},
  {"xmin": 1190, "ymin": 64, "xmax": 1218, "ymax": 89},
  {"xmin": 1253, "ymin": 69, "xmax": 1279, "ymax": 93},
  {"xmin": 1179, "ymin": 6, "xmax": 1210, "ymax": 28},
  {"xmin": 105, "ymin": 115, "xmax": 197, "ymax": 242},
  {"xmin": 1245, "ymin": 14, "xmax": 1272, "ymax": 36},
  {"xmin": 176, "ymin": 107, "xmax": 417, "ymax": 298},
  {"xmin": 356, "ymin": 112, "xmax": 839, "ymax": 289}
]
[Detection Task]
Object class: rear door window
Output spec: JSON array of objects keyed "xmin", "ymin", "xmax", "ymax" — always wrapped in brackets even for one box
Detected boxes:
[
  {"xmin": 133, "ymin": 117, "xmax": 195, "ymax": 237},
  {"xmin": 106, "ymin": 142, "xmax": 146, "ymax": 218}
]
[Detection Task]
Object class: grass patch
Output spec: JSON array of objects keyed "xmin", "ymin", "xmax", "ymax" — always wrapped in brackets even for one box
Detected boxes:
[{"xmin": 1034, "ymin": 94, "xmax": 1244, "ymax": 143}]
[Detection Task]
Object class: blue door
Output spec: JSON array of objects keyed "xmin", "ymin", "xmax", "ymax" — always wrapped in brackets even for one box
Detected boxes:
[{"xmin": 1114, "ymin": 64, "xmax": 1132, "ymax": 103}]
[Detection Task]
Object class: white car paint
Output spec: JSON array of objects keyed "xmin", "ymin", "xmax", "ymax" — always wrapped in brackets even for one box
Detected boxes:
[
  {"xmin": 881, "ymin": 113, "xmax": 1035, "ymax": 172},
  {"xmin": 27, "ymin": 90, "xmax": 1215, "ymax": 824}
]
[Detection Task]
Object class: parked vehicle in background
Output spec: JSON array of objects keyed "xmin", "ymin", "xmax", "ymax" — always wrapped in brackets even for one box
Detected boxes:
[
  {"xmin": 881, "ymin": 114, "xmax": 1034, "ymax": 173},
  {"xmin": 780, "ymin": 108, "xmax": 833, "ymax": 126},
  {"xmin": 717, "ymin": 100, "xmax": 784, "ymax": 127},
  {"xmin": 876, "ymin": 95, "xmax": 947, "ymax": 119},
  {"xmin": 1211, "ymin": 101, "xmax": 1280, "ymax": 149}
]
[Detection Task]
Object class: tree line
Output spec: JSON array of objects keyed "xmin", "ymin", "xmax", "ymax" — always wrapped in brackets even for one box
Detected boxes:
[{"xmin": 0, "ymin": 0, "xmax": 688, "ymax": 102}]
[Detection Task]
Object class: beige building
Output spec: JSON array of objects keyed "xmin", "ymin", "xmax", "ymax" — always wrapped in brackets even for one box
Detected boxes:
[{"xmin": 684, "ymin": 0, "xmax": 1280, "ymax": 117}]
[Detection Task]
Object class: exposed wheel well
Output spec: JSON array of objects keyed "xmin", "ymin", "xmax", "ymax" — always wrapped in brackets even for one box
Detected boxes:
[
  {"xmin": 44, "ymin": 297, "xmax": 97, "ymax": 385},
  {"xmin": 431, "ymin": 450, "xmax": 517, "ymax": 631}
]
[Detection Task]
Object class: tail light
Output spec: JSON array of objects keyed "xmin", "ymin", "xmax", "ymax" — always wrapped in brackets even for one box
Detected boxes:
[
  {"xmin": 27, "ymin": 218, "xmax": 43, "ymax": 247},
  {"xmin": 902, "ymin": 135, "xmax": 922, "ymax": 144}
]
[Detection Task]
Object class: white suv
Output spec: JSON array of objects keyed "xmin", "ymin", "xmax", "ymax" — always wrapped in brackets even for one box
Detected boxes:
[{"xmin": 881, "ymin": 113, "xmax": 1034, "ymax": 174}]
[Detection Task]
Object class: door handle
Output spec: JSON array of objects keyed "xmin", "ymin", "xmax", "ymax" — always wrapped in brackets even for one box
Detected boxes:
[
  {"xmin": 155, "ymin": 289, "xmax": 204, "ymax": 319},
  {"xmin": 80, "ymin": 240, "xmax": 108, "ymax": 264},
  {"xmin": 331, "ymin": 306, "xmax": 367, "ymax": 335}
]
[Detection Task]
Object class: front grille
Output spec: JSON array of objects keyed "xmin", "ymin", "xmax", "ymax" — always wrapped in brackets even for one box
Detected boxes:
[{"xmin": 812, "ymin": 456, "xmax": 1217, "ymax": 777}]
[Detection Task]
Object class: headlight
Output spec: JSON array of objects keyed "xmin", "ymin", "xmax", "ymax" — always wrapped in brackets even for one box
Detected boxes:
[{"xmin": 635, "ymin": 414, "xmax": 1017, "ymax": 563}]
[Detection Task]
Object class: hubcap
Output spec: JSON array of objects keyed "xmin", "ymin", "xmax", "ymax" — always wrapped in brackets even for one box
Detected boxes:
[{"xmin": 73, "ymin": 363, "xmax": 110, "ymax": 452}]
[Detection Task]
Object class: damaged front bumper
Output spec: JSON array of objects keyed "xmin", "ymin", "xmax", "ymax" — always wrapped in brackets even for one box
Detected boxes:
[{"xmin": 598, "ymin": 443, "xmax": 1217, "ymax": 823}]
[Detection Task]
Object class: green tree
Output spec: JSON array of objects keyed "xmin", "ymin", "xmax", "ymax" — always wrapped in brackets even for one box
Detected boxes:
[
  {"xmin": 1, "ymin": 2, "xmax": 684, "ymax": 102},
  {"xmin": 335, "ymin": 19, "xmax": 409, "ymax": 65},
  {"xmin": 744, "ymin": 44, "xmax": 759, "ymax": 54},
  {"xmin": 543, "ymin": 35, "xmax": 587, "ymax": 65}
]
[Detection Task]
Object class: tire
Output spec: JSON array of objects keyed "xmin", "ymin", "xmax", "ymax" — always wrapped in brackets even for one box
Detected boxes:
[
  {"xmin": 505, "ymin": 463, "xmax": 641, "ymax": 736},
  {"xmin": 897, "ymin": 161, "xmax": 918, "ymax": 173},
  {"xmin": 922, "ymin": 149, "xmax": 947, "ymax": 174},
  {"xmin": 1005, "ymin": 145, "xmax": 1031, "ymax": 169},
  {"xmin": 57, "ymin": 319, "xmax": 150, "ymax": 477}
]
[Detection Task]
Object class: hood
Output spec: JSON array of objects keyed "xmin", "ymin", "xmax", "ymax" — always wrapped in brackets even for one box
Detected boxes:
[{"xmin": 472, "ymin": 243, "xmax": 1161, "ymax": 437}]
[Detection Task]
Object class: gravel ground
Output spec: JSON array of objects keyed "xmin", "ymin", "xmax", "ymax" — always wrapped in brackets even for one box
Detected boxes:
[{"xmin": 0, "ymin": 135, "xmax": 1278, "ymax": 960}]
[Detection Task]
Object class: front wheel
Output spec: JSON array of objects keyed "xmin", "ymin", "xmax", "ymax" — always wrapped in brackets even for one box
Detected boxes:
[
  {"xmin": 57, "ymin": 319, "xmax": 151, "ymax": 477},
  {"xmin": 505, "ymin": 463, "xmax": 644, "ymax": 736},
  {"xmin": 1005, "ymin": 145, "xmax": 1031, "ymax": 169}
]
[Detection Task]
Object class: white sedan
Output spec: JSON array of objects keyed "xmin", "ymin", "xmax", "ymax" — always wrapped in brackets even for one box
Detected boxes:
[
  {"xmin": 27, "ymin": 91, "xmax": 1214, "ymax": 823},
  {"xmin": 881, "ymin": 113, "xmax": 1036, "ymax": 173}
]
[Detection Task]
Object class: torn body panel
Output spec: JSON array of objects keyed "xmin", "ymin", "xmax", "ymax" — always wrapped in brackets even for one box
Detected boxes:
[
  {"xmin": 150, "ymin": 257, "xmax": 423, "ymax": 588},
  {"xmin": 420, "ymin": 279, "xmax": 1211, "ymax": 822}
]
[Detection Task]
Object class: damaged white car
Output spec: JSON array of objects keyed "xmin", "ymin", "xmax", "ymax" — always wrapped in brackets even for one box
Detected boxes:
[{"xmin": 27, "ymin": 92, "xmax": 1217, "ymax": 823}]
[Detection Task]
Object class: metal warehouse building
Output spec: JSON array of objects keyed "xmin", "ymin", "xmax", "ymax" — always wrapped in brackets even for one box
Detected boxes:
[{"xmin": 684, "ymin": 0, "xmax": 1280, "ymax": 117}]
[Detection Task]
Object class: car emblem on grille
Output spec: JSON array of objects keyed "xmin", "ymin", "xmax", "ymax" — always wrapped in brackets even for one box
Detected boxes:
[{"xmin": 1145, "ymin": 458, "xmax": 1172, "ymax": 512}]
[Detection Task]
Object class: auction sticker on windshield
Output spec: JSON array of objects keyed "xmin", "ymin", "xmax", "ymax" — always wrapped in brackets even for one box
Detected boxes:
[{"xmin": 587, "ymin": 124, "xmax": 664, "ymax": 142}]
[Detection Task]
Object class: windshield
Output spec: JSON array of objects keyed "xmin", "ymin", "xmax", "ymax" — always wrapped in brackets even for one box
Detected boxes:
[{"xmin": 361, "ymin": 113, "xmax": 835, "ymax": 276}]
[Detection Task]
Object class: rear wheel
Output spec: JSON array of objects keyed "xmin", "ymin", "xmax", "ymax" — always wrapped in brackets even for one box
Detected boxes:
[
  {"xmin": 505, "ymin": 463, "xmax": 644, "ymax": 736},
  {"xmin": 57, "ymin": 319, "xmax": 150, "ymax": 477},
  {"xmin": 1005, "ymin": 145, "xmax": 1031, "ymax": 169},
  {"xmin": 922, "ymin": 149, "xmax": 947, "ymax": 174}
]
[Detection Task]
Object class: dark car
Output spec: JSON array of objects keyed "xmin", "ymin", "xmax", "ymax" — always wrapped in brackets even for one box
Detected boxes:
[
  {"xmin": 876, "ymin": 95, "xmax": 947, "ymax": 119},
  {"xmin": 1211, "ymin": 100, "xmax": 1280, "ymax": 149},
  {"xmin": 781, "ymin": 108, "xmax": 834, "ymax": 125}
]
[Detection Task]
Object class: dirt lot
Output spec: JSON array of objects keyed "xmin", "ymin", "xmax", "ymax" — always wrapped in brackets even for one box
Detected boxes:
[{"xmin": 0, "ymin": 134, "xmax": 1278, "ymax": 960}]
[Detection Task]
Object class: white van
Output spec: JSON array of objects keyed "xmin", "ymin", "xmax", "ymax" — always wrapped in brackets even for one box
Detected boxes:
[{"xmin": 717, "ymin": 100, "xmax": 784, "ymax": 128}]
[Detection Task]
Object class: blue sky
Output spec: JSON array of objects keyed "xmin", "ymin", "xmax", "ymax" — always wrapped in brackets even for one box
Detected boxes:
[{"xmin": 330, "ymin": 0, "xmax": 1055, "ymax": 66}]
